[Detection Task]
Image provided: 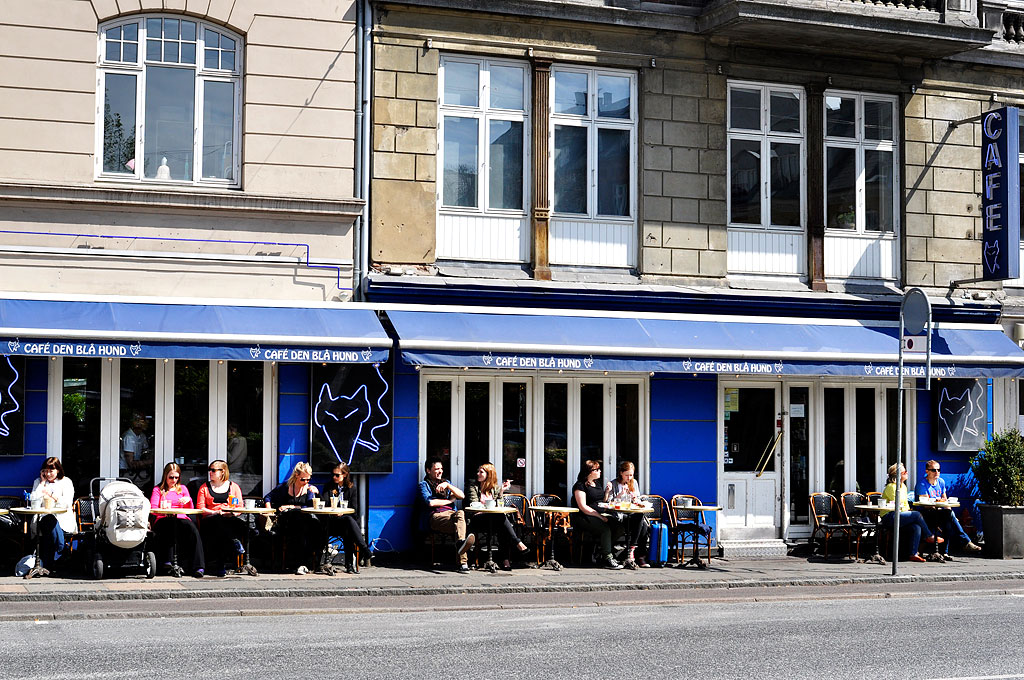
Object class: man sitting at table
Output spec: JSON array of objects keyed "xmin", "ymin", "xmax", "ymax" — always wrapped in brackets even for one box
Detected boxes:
[
  {"xmin": 418, "ymin": 458, "xmax": 472, "ymax": 573},
  {"xmin": 915, "ymin": 460, "xmax": 981, "ymax": 556}
]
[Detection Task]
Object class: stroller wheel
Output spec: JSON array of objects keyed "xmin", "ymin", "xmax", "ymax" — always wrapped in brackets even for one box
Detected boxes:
[
  {"xmin": 92, "ymin": 556, "xmax": 104, "ymax": 580},
  {"xmin": 145, "ymin": 552, "xmax": 157, "ymax": 579}
]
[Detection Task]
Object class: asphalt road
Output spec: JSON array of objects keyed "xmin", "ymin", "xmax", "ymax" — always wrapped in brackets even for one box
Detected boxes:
[{"xmin": 4, "ymin": 591, "xmax": 1023, "ymax": 679}]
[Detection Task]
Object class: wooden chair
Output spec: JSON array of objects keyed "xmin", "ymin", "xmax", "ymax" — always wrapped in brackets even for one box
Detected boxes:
[
  {"xmin": 530, "ymin": 494, "xmax": 573, "ymax": 565},
  {"xmin": 809, "ymin": 492, "xmax": 853, "ymax": 559},
  {"xmin": 839, "ymin": 491, "xmax": 877, "ymax": 561},
  {"xmin": 669, "ymin": 494, "xmax": 713, "ymax": 566}
]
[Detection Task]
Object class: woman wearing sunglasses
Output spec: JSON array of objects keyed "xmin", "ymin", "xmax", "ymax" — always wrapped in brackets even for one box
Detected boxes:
[
  {"xmin": 915, "ymin": 460, "xmax": 982, "ymax": 556},
  {"xmin": 321, "ymin": 462, "xmax": 370, "ymax": 573},
  {"xmin": 264, "ymin": 461, "xmax": 322, "ymax": 574},
  {"xmin": 197, "ymin": 459, "xmax": 246, "ymax": 577},
  {"xmin": 150, "ymin": 462, "xmax": 205, "ymax": 577}
]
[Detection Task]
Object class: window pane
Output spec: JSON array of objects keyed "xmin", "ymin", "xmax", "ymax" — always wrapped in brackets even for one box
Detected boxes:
[
  {"xmin": 598, "ymin": 75, "xmax": 630, "ymax": 119},
  {"xmin": 144, "ymin": 66, "xmax": 195, "ymax": 181},
  {"xmin": 227, "ymin": 362, "xmax": 263, "ymax": 496},
  {"xmin": 864, "ymin": 100, "xmax": 893, "ymax": 141},
  {"xmin": 615, "ymin": 384, "xmax": 639, "ymax": 474},
  {"xmin": 62, "ymin": 359, "xmax": 101, "ymax": 490},
  {"xmin": 102, "ymin": 73, "xmax": 137, "ymax": 174},
  {"xmin": 463, "ymin": 382, "xmax": 489, "ymax": 493},
  {"xmin": 164, "ymin": 41, "xmax": 179, "ymax": 63},
  {"xmin": 206, "ymin": 29, "xmax": 220, "ymax": 48},
  {"xmin": 221, "ymin": 51, "xmax": 234, "ymax": 71},
  {"xmin": 205, "ymin": 49, "xmax": 218, "ymax": 69},
  {"xmin": 221, "ymin": 36, "xmax": 235, "ymax": 51},
  {"xmin": 730, "ymin": 87, "xmax": 760, "ymax": 130},
  {"xmin": 825, "ymin": 96, "xmax": 856, "ymax": 138},
  {"xmin": 202, "ymin": 81, "xmax": 235, "ymax": 180},
  {"xmin": 729, "ymin": 138, "xmax": 761, "ymax": 225},
  {"xmin": 147, "ymin": 39, "xmax": 160, "ymax": 61},
  {"xmin": 426, "ymin": 381, "xmax": 452, "ymax": 472},
  {"xmin": 181, "ymin": 42, "xmax": 196, "ymax": 65},
  {"xmin": 579, "ymin": 383, "xmax": 603, "ymax": 463},
  {"xmin": 554, "ymin": 71, "xmax": 588, "ymax": 116},
  {"xmin": 770, "ymin": 91, "xmax": 800, "ymax": 133},
  {"xmin": 443, "ymin": 61, "xmax": 478, "ymax": 107},
  {"xmin": 181, "ymin": 20, "xmax": 196, "ymax": 41},
  {"xmin": 488, "ymin": 120, "xmax": 523, "ymax": 210},
  {"xmin": 597, "ymin": 128, "xmax": 629, "ymax": 216},
  {"xmin": 147, "ymin": 18, "xmax": 161, "ymax": 36},
  {"xmin": 770, "ymin": 142, "xmax": 800, "ymax": 227},
  {"xmin": 855, "ymin": 388, "xmax": 875, "ymax": 496},
  {"xmin": 106, "ymin": 40, "xmax": 121, "ymax": 62},
  {"xmin": 788, "ymin": 386, "xmax": 810, "ymax": 526},
  {"xmin": 502, "ymin": 382, "xmax": 528, "ymax": 496},
  {"xmin": 107, "ymin": 26, "xmax": 122, "ymax": 41},
  {"xmin": 553, "ymin": 125, "xmax": 587, "ymax": 214},
  {"xmin": 824, "ymin": 388, "xmax": 845, "ymax": 497},
  {"xmin": 123, "ymin": 23, "xmax": 137, "ymax": 41},
  {"xmin": 865, "ymin": 149, "xmax": 894, "ymax": 232},
  {"xmin": 442, "ymin": 116, "xmax": 478, "ymax": 207},
  {"xmin": 164, "ymin": 19, "xmax": 179, "ymax": 40},
  {"xmin": 119, "ymin": 360, "xmax": 155, "ymax": 490},
  {"xmin": 173, "ymin": 361, "xmax": 209, "ymax": 486},
  {"xmin": 490, "ymin": 65, "xmax": 524, "ymax": 110},
  {"xmin": 826, "ymin": 146, "xmax": 856, "ymax": 229},
  {"xmin": 543, "ymin": 383, "xmax": 568, "ymax": 498},
  {"xmin": 124, "ymin": 42, "xmax": 138, "ymax": 63}
]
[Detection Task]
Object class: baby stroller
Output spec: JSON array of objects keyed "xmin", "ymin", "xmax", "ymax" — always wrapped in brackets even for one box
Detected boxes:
[{"xmin": 82, "ymin": 477, "xmax": 157, "ymax": 579}]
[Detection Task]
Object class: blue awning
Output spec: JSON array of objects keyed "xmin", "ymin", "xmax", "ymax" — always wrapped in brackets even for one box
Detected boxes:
[
  {"xmin": 0, "ymin": 299, "xmax": 391, "ymax": 363},
  {"xmin": 388, "ymin": 309, "xmax": 1024, "ymax": 377}
]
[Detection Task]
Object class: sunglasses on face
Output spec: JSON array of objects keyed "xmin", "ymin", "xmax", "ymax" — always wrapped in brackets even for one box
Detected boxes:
[
  {"xmin": 208, "ymin": 467, "xmax": 222, "ymax": 472},
  {"xmin": 167, "ymin": 474, "xmax": 180, "ymax": 479},
  {"xmin": 927, "ymin": 467, "xmax": 940, "ymax": 472},
  {"xmin": 299, "ymin": 477, "xmax": 311, "ymax": 483},
  {"xmin": 332, "ymin": 473, "xmax": 344, "ymax": 477}
]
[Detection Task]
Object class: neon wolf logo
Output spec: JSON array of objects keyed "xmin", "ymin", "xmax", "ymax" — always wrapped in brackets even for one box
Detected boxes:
[
  {"xmin": 984, "ymin": 241, "xmax": 1000, "ymax": 274},
  {"xmin": 938, "ymin": 385, "xmax": 984, "ymax": 448},
  {"xmin": 0, "ymin": 355, "xmax": 20, "ymax": 438},
  {"xmin": 313, "ymin": 364, "xmax": 391, "ymax": 467}
]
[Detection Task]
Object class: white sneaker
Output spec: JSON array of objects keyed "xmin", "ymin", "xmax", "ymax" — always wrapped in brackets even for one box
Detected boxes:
[{"xmin": 295, "ymin": 565, "xmax": 308, "ymax": 575}]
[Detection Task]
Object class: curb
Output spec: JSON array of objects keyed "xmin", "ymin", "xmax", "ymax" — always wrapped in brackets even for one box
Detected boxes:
[{"xmin": 3, "ymin": 570, "xmax": 1024, "ymax": 603}]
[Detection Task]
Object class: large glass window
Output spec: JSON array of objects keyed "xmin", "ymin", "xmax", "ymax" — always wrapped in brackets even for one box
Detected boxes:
[
  {"xmin": 173, "ymin": 361, "xmax": 210, "ymax": 487},
  {"xmin": 727, "ymin": 82, "xmax": 804, "ymax": 229},
  {"xmin": 551, "ymin": 67, "xmax": 636, "ymax": 220},
  {"xmin": 98, "ymin": 16, "xmax": 242, "ymax": 185},
  {"xmin": 62, "ymin": 360, "xmax": 102, "ymax": 489},
  {"xmin": 543, "ymin": 383, "xmax": 568, "ymax": 499},
  {"xmin": 119, "ymin": 360, "xmax": 156, "ymax": 489},
  {"xmin": 824, "ymin": 92, "xmax": 898, "ymax": 233},
  {"xmin": 439, "ymin": 57, "xmax": 528, "ymax": 213},
  {"xmin": 227, "ymin": 362, "xmax": 263, "ymax": 496}
]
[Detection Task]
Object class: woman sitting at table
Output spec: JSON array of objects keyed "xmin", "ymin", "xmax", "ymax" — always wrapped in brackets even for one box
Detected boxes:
[
  {"xmin": 321, "ymin": 462, "xmax": 371, "ymax": 573},
  {"xmin": 881, "ymin": 463, "xmax": 943, "ymax": 562},
  {"xmin": 604, "ymin": 460, "xmax": 650, "ymax": 568},
  {"xmin": 150, "ymin": 462, "xmax": 205, "ymax": 578},
  {"xmin": 196, "ymin": 459, "xmax": 247, "ymax": 577},
  {"xmin": 264, "ymin": 461, "xmax": 322, "ymax": 575},
  {"xmin": 29, "ymin": 457, "xmax": 75, "ymax": 571},
  {"xmin": 465, "ymin": 462, "xmax": 529, "ymax": 570},
  {"xmin": 572, "ymin": 460, "xmax": 623, "ymax": 570}
]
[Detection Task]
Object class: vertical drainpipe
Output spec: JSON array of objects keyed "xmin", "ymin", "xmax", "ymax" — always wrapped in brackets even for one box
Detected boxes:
[
  {"xmin": 352, "ymin": 0, "xmax": 366, "ymax": 301},
  {"xmin": 353, "ymin": 0, "xmax": 373, "ymax": 303}
]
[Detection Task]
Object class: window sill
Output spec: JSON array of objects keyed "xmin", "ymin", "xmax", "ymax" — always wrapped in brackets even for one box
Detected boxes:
[{"xmin": 0, "ymin": 181, "xmax": 364, "ymax": 219}]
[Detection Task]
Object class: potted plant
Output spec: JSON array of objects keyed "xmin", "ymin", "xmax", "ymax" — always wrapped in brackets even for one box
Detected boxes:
[{"xmin": 971, "ymin": 429, "xmax": 1024, "ymax": 559}]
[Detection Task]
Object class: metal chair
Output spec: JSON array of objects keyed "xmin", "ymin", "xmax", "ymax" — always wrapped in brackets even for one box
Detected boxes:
[
  {"xmin": 530, "ymin": 494, "xmax": 572, "ymax": 565},
  {"xmin": 809, "ymin": 492, "xmax": 853, "ymax": 559},
  {"xmin": 669, "ymin": 494, "xmax": 713, "ymax": 567},
  {"xmin": 839, "ymin": 491, "xmax": 877, "ymax": 561},
  {"xmin": 0, "ymin": 495, "xmax": 26, "ymax": 561}
]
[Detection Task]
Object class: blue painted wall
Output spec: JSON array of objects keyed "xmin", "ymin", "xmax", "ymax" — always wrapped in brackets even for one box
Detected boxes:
[
  {"xmin": 649, "ymin": 374, "xmax": 718, "ymax": 537},
  {"xmin": 0, "ymin": 358, "xmax": 49, "ymax": 495},
  {"xmin": 277, "ymin": 363, "xmax": 309, "ymax": 485}
]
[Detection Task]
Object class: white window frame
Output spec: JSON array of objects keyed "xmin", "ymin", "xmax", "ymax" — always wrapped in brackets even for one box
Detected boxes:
[
  {"xmin": 823, "ymin": 90, "xmax": 899, "ymax": 235},
  {"xmin": 549, "ymin": 66, "xmax": 637, "ymax": 222},
  {"xmin": 95, "ymin": 15, "xmax": 243, "ymax": 188},
  {"xmin": 726, "ymin": 81, "xmax": 806, "ymax": 232},
  {"xmin": 437, "ymin": 56, "xmax": 531, "ymax": 216}
]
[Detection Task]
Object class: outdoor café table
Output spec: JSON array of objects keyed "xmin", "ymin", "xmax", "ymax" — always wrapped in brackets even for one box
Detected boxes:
[
  {"xmin": 222, "ymin": 506, "xmax": 276, "ymax": 576},
  {"xmin": 301, "ymin": 506, "xmax": 355, "ymax": 574},
  {"xmin": 150, "ymin": 506, "xmax": 205, "ymax": 577},
  {"xmin": 0, "ymin": 508, "xmax": 7, "ymax": 515},
  {"xmin": 671, "ymin": 504, "xmax": 721, "ymax": 569},
  {"xmin": 913, "ymin": 500, "xmax": 962, "ymax": 558},
  {"xmin": 11, "ymin": 505, "xmax": 69, "ymax": 579},
  {"xmin": 853, "ymin": 504, "xmax": 891, "ymax": 565},
  {"xmin": 529, "ymin": 505, "xmax": 578, "ymax": 571},
  {"xmin": 466, "ymin": 505, "xmax": 517, "ymax": 572}
]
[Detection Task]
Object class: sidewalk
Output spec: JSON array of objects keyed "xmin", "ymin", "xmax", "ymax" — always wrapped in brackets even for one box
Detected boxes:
[{"xmin": 3, "ymin": 555, "xmax": 1024, "ymax": 603}]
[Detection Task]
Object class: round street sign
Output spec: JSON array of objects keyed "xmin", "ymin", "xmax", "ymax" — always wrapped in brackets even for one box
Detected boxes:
[{"xmin": 902, "ymin": 288, "xmax": 931, "ymax": 336}]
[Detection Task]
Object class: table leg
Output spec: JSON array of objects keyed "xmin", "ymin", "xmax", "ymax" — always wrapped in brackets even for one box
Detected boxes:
[
  {"xmin": 24, "ymin": 533, "xmax": 49, "ymax": 580},
  {"xmin": 242, "ymin": 516, "xmax": 259, "ymax": 576},
  {"xmin": 168, "ymin": 519, "xmax": 184, "ymax": 578},
  {"xmin": 481, "ymin": 515, "xmax": 499, "ymax": 573},
  {"xmin": 542, "ymin": 516, "xmax": 562, "ymax": 571}
]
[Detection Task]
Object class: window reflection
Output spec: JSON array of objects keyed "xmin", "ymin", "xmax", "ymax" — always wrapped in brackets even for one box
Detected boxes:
[
  {"xmin": 103, "ymin": 74, "xmax": 136, "ymax": 174},
  {"xmin": 554, "ymin": 71, "xmax": 588, "ymax": 116},
  {"xmin": 62, "ymin": 360, "xmax": 101, "ymax": 489},
  {"xmin": 488, "ymin": 120, "xmax": 523, "ymax": 210},
  {"xmin": 543, "ymin": 383, "xmax": 568, "ymax": 498},
  {"xmin": 825, "ymin": 96, "xmax": 856, "ymax": 138},
  {"xmin": 598, "ymin": 75, "xmax": 630, "ymax": 119},
  {"xmin": 443, "ymin": 116, "xmax": 478, "ymax": 207},
  {"xmin": 502, "ymin": 382, "xmax": 528, "ymax": 496},
  {"xmin": 580, "ymin": 383, "xmax": 604, "ymax": 463},
  {"xmin": 227, "ymin": 362, "xmax": 263, "ymax": 496},
  {"xmin": 730, "ymin": 88, "xmax": 760, "ymax": 130},
  {"xmin": 426, "ymin": 381, "xmax": 452, "ymax": 472},
  {"xmin": 826, "ymin": 146, "xmax": 856, "ymax": 229},
  {"xmin": 202, "ymin": 81, "xmax": 234, "ymax": 180},
  {"xmin": 173, "ymin": 361, "xmax": 209, "ymax": 488},
  {"xmin": 144, "ymin": 66, "xmax": 195, "ymax": 180},
  {"xmin": 119, "ymin": 360, "xmax": 156, "ymax": 490},
  {"xmin": 463, "ymin": 382, "xmax": 489, "ymax": 493},
  {"xmin": 615, "ymin": 384, "xmax": 638, "ymax": 473},
  {"xmin": 554, "ymin": 125, "xmax": 587, "ymax": 214},
  {"xmin": 730, "ymin": 139, "xmax": 761, "ymax": 225},
  {"xmin": 865, "ymin": 150, "xmax": 894, "ymax": 232},
  {"xmin": 443, "ymin": 61, "xmax": 479, "ymax": 107},
  {"xmin": 490, "ymin": 65, "xmax": 524, "ymax": 110},
  {"xmin": 770, "ymin": 142, "xmax": 800, "ymax": 227},
  {"xmin": 598, "ymin": 129, "xmax": 630, "ymax": 217}
]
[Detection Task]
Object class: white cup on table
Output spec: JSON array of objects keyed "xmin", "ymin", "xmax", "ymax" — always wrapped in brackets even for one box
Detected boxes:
[{"xmin": 244, "ymin": 498, "xmax": 255, "ymax": 509}]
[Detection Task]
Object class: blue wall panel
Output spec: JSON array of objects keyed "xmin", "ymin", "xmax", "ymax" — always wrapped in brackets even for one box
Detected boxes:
[
  {"xmin": 277, "ymin": 364, "xmax": 310, "ymax": 480},
  {"xmin": 367, "ymin": 460, "xmax": 420, "ymax": 551},
  {"xmin": 649, "ymin": 375, "xmax": 717, "ymax": 505},
  {"xmin": 651, "ymin": 375, "xmax": 716, "ymax": 421},
  {"xmin": 391, "ymin": 418, "xmax": 420, "ymax": 462},
  {"xmin": 392, "ymin": 371, "xmax": 419, "ymax": 418},
  {"xmin": 369, "ymin": 506, "xmax": 414, "ymax": 553}
]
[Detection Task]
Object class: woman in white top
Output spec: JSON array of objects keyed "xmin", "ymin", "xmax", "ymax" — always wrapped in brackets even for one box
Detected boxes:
[
  {"xmin": 29, "ymin": 457, "xmax": 76, "ymax": 569},
  {"xmin": 603, "ymin": 460, "xmax": 650, "ymax": 568}
]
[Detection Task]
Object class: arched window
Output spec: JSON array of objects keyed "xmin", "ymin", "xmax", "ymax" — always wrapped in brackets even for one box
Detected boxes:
[{"xmin": 96, "ymin": 16, "xmax": 242, "ymax": 186}]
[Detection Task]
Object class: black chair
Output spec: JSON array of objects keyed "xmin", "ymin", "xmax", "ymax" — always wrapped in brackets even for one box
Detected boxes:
[
  {"xmin": 840, "ymin": 492, "xmax": 877, "ymax": 561},
  {"xmin": 809, "ymin": 492, "xmax": 853, "ymax": 560},
  {"xmin": 0, "ymin": 495, "xmax": 26, "ymax": 568},
  {"xmin": 530, "ymin": 494, "xmax": 572, "ymax": 565},
  {"xmin": 669, "ymin": 494, "xmax": 713, "ymax": 567}
]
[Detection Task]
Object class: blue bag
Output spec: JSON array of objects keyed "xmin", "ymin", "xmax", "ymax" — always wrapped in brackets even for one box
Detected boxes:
[{"xmin": 648, "ymin": 520, "xmax": 669, "ymax": 565}]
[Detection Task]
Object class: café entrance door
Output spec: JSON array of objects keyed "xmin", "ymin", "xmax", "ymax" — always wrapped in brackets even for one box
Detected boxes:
[{"xmin": 720, "ymin": 384, "xmax": 782, "ymax": 539}]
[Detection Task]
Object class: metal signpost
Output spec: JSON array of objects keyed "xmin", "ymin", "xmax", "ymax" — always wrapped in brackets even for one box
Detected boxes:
[{"xmin": 893, "ymin": 288, "xmax": 932, "ymax": 576}]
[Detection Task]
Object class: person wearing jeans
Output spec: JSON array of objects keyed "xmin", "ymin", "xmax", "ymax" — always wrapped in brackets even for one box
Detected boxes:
[
  {"xmin": 418, "ymin": 458, "xmax": 472, "ymax": 573},
  {"xmin": 881, "ymin": 463, "xmax": 943, "ymax": 562},
  {"xmin": 915, "ymin": 460, "xmax": 982, "ymax": 555}
]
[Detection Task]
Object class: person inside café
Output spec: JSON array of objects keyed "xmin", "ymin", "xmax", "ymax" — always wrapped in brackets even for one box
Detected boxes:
[
  {"xmin": 465, "ymin": 462, "xmax": 529, "ymax": 570},
  {"xmin": 120, "ymin": 412, "xmax": 153, "ymax": 488},
  {"xmin": 604, "ymin": 460, "xmax": 650, "ymax": 568},
  {"xmin": 321, "ymin": 462, "xmax": 370, "ymax": 573},
  {"xmin": 196, "ymin": 459, "xmax": 247, "ymax": 577},
  {"xmin": 265, "ymin": 461, "xmax": 322, "ymax": 575},
  {"xmin": 572, "ymin": 459, "xmax": 624, "ymax": 570},
  {"xmin": 915, "ymin": 459, "xmax": 982, "ymax": 555},
  {"xmin": 881, "ymin": 463, "xmax": 943, "ymax": 562},
  {"xmin": 28, "ymin": 457, "xmax": 75, "ymax": 571},
  {"xmin": 150, "ymin": 462, "xmax": 205, "ymax": 577},
  {"xmin": 417, "ymin": 457, "xmax": 473, "ymax": 573}
]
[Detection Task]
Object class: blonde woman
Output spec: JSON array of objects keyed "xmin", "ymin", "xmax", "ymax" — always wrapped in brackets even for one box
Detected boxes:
[
  {"xmin": 197, "ymin": 459, "xmax": 246, "ymax": 577},
  {"xmin": 265, "ymin": 461, "xmax": 322, "ymax": 574},
  {"xmin": 150, "ymin": 462, "xmax": 204, "ymax": 577},
  {"xmin": 881, "ymin": 463, "xmax": 943, "ymax": 562},
  {"xmin": 466, "ymin": 463, "xmax": 528, "ymax": 569}
]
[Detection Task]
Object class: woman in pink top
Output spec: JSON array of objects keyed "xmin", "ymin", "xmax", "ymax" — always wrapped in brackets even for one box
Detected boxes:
[{"xmin": 150, "ymin": 463, "xmax": 205, "ymax": 577}]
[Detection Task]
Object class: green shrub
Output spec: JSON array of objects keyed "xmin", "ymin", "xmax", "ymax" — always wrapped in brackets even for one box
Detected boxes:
[{"xmin": 971, "ymin": 429, "xmax": 1024, "ymax": 506}]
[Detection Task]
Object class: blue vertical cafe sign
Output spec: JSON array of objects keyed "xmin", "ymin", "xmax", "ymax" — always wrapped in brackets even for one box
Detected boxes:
[{"xmin": 981, "ymin": 106, "xmax": 1020, "ymax": 281}]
